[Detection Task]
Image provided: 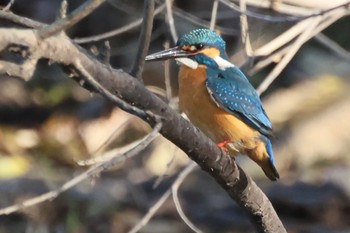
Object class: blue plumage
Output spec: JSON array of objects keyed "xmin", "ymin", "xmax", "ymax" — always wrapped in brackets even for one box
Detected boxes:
[
  {"xmin": 177, "ymin": 29, "xmax": 226, "ymax": 55},
  {"xmin": 206, "ymin": 66, "xmax": 273, "ymax": 138},
  {"xmin": 145, "ymin": 28, "xmax": 279, "ymax": 180}
]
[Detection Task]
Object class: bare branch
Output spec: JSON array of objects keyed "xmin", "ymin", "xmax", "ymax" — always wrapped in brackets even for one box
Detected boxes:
[
  {"xmin": 256, "ymin": 9, "xmax": 349, "ymax": 94},
  {"xmin": 74, "ymin": 3, "xmax": 166, "ymax": 44},
  {"xmin": 172, "ymin": 162, "xmax": 203, "ymax": 233},
  {"xmin": 251, "ymin": 46, "xmax": 291, "ymax": 74},
  {"xmin": 77, "ymin": 118, "xmax": 133, "ymax": 166},
  {"xmin": 128, "ymin": 162, "xmax": 197, "ymax": 233},
  {"xmin": 74, "ymin": 59, "xmax": 158, "ymax": 122},
  {"xmin": 0, "ymin": 27, "xmax": 285, "ymax": 232},
  {"xmin": 130, "ymin": 0, "xmax": 155, "ymax": 81},
  {"xmin": 209, "ymin": 0, "xmax": 219, "ymax": 31},
  {"xmin": 128, "ymin": 191, "xmax": 171, "ymax": 233},
  {"xmin": 0, "ymin": 10, "xmax": 45, "ymax": 28},
  {"xmin": 163, "ymin": 40, "xmax": 173, "ymax": 101},
  {"xmin": 253, "ymin": 18, "xmax": 312, "ymax": 57},
  {"xmin": 2, "ymin": 0, "xmax": 15, "ymax": 11},
  {"xmin": 315, "ymin": 33, "xmax": 350, "ymax": 60},
  {"xmin": 219, "ymin": 0, "xmax": 350, "ymax": 22},
  {"xmin": 239, "ymin": 0, "xmax": 253, "ymax": 57},
  {"xmin": 172, "ymin": 7, "xmax": 238, "ymax": 35},
  {"xmin": 165, "ymin": 0, "xmax": 178, "ymax": 43},
  {"xmin": 59, "ymin": 0, "xmax": 68, "ymax": 19},
  {"xmin": 77, "ymin": 131, "xmax": 144, "ymax": 166},
  {"xmin": 0, "ymin": 122, "xmax": 162, "ymax": 215},
  {"xmin": 257, "ymin": 17, "xmax": 321, "ymax": 95},
  {"xmin": 38, "ymin": 0, "xmax": 105, "ymax": 39}
]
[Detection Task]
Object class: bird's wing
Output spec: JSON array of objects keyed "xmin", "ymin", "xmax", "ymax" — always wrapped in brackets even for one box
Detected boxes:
[{"xmin": 206, "ymin": 67, "xmax": 273, "ymax": 137}]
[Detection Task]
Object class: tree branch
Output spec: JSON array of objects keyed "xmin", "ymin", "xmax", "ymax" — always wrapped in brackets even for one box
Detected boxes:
[
  {"xmin": 130, "ymin": 0, "xmax": 155, "ymax": 81},
  {"xmin": 0, "ymin": 121, "xmax": 162, "ymax": 215},
  {"xmin": 37, "ymin": 0, "xmax": 105, "ymax": 39},
  {"xmin": 0, "ymin": 24, "xmax": 285, "ymax": 233},
  {"xmin": 74, "ymin": 3, "xmax": 166, "ymax": 44}
]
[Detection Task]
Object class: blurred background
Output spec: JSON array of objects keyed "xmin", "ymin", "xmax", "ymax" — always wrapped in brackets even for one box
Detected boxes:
[{"xmin": 0, "ymin": 0, "xmax": 350, "ymax": 232}]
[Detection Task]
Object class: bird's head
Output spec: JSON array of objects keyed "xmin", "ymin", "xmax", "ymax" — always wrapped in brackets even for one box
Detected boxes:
[{"xmin": 146, "ymin": 29, "xmax": 234, "ymax": 70}]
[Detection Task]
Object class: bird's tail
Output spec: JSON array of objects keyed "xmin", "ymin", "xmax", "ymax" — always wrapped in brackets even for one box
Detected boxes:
[{"xmin": 246, "ymin": 139, "xmax": 280, "ymax": 181}]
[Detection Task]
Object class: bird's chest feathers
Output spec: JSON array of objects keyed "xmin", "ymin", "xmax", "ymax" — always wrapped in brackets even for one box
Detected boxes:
[
  {"xmin": 178, "ymin": 66, "xmax": 257, "ymax": 142},
  {"xmin": 178, "ymin": 66, "xmax": 216, "ymax": 139}
]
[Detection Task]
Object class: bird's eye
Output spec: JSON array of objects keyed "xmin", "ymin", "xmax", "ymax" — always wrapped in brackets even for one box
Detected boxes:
[
  {"xmin": 195, "ymin": 43, "xmax": 204, "ymax": 50},
  {"xmin": 183, "ymin": 44, "xmax": 205, "ymax": 52}
]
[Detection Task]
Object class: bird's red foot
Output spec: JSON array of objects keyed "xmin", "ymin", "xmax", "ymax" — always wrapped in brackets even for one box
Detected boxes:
[{"xmin": 217, "ymin": 140, "xmax": 231, "ymax": 152}]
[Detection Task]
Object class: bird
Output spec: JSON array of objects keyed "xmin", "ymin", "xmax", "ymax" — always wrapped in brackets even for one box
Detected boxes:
[{"xmin": 145, "ymin": 29, "xmax": 279, "ymax": 181}]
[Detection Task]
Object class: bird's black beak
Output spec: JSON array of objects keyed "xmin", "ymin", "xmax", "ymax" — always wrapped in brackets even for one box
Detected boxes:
[{"xmin": 145, "ymin": 46, "xmax": 192, "ymax": 61}]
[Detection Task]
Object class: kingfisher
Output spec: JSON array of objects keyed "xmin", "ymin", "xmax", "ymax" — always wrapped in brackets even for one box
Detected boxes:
[{"xmin": 146, "ymin": 29, "xmax": 279, "ymax": 181}]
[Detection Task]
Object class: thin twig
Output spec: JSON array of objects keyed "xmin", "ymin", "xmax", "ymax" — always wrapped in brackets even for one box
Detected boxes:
[
  {"xmin": 172, "ymin": 6, "xmax": 238, "ymax": 35},
  {"xmin": 219, "ymin": 0, "xmax": 350, "ymax": 22},
  {"xmin": 74, "ymin": 3, "xmax": 166, "ymax": 44},
  {"xmin": 0, "ymin": 10, "xmax": 45, "ymax": 28},
  {"xmin": 251, "ymin": 9, "xmax": 350, "ymax": 74},
  {"xmin": 257, "ymin": 17, "xmax": 322, "ymax": 95},
  {"xmin": 0, "ymin": 23, "xmax": 289, "ymax": 232},
  {"xmin": 38, "ymin": 0, "xmax": 105, "ymax": 39},
  {"xmin": 2, "ymin": 0, "xmax": 15, "ymax": 11},
  {"xmin": 163, "ymin": 40, "xmax": 173, "ymax": 101},
  {"xmin": 0, "ymin": 122, "xmax": 162, "ymax": 215},
  {"xmin": 129, "ymin": 191, "xmax": 171, "ymax": 233},
  {"xmin": 130, "ymin": 0, "xmax": 155, "ymax": 81},
  {"xmin": 239, "ymin": 0, "xmax": 253, "ymax": 57},
  {"xmin": 253, "ymin": 17, "xmax": 312, "ymax": 57},
  {"xmin": 152, "ymin": 145, "xmax": 178, "ymax": 189},
  {"xmin": 74, "ymin": 59, "xmax": 156, "ymax": 122},
  {"xmin": 172, "ymin": 162, "xmax": 202, "ymax": 233},
  {"xmin": 59, "ymin": 0, "xmax": 68, "ymax": 19},
  {"xmin": 128, "ymin": 162, "xmax": 197, "ymax": 233},
  {"xmin": 315, "ymin": 33, "xmax": 350, "ymax": 60},
  {"xmin": 251, "ymin": 45, "xmax": 291, "ymax": 74},
  {"xmin": 255, "ymin": 9, "xmax": 349, "ymax": 93},
  {"xmin": 165, "ymin": 0, "xmax": 178, "ymax": 43},
  {"xmin": 209, "ymin": 0, "xmax": 219, "ymax": 31},
  {"xmin": 78, "ymin": 135, "xmax": 147, "ymax": 166},
  {"xmin": 77, "ymin": 118, "xmax": 133, "ymax": 166}
]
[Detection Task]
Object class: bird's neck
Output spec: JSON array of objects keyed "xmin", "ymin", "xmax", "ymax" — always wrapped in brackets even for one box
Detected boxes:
[{"xmin": 194, "ymin": 53, "xmax": 234, "ymax": 71}]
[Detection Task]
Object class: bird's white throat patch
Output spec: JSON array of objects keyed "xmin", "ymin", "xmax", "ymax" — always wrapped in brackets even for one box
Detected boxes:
[
  {"xmin": 176, "ymin": 56, "xmax": 234, "ymax": 70},
  {"xmin": 213, "ymin": 56, "xmax": 235, "ymax": 70},
  {"xmin": 176, "ymin": 58, "xmax": 198, "ymax": 69}
]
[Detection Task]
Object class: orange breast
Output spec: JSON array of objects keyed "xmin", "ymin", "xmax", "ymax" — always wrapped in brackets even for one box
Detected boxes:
[{"xmin": 178, "ymin": 65, "xmax": 259, "ymax": 146}]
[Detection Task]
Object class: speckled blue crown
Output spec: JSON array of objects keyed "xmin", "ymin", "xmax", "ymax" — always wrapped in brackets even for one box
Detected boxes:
[{"xmin": 176, "ymin": 29, "xmax": 226, "ymax": 53}]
